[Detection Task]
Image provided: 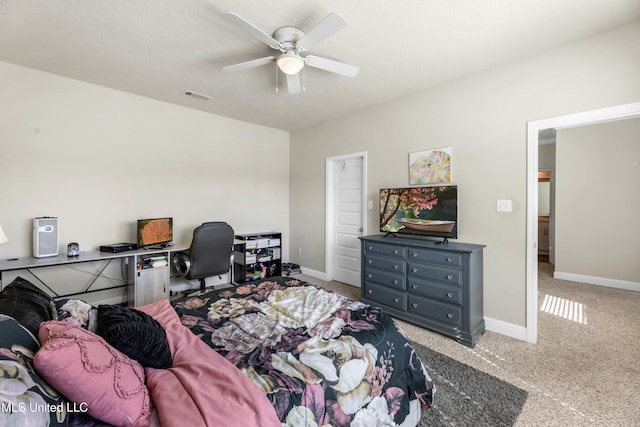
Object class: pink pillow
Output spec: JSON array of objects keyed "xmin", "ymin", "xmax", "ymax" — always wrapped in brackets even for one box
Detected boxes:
[{"xmin": 35, "ymin": 321, "xmax": 150, "ymax": 427}]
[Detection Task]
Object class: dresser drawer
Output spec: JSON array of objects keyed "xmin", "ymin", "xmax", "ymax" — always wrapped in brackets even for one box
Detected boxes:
[
  {"xmin": 364, "ymin": 242, "xmax": 407, "ymax": 259},
  {"xmin": 364, "ymin": 255, "xmax": 406, "ymax": 274},
  {"xmin": 360, "ymin": 235, "xmax": 485, "ymax": 347},
  {"xmin": 408, "ymin": 262, "xmax": 462, "ymax": 286},
  {"xmin": 408, "ymin": 248, "xmax": 462, "ymax": 268},
  {"xmin": 364, "ymin": 267, "xmax": 406, "ymax": 290},
  {"xmin": 408, "ymin": 280, "xmax": 462, "ymax": 304},
  {"xmin": 364, "ymin": 282, "xmax": 407, "ymax": 311},
  {"xmin": 407, "ymin": 294, "xmax": 461, "ymax": 327}
]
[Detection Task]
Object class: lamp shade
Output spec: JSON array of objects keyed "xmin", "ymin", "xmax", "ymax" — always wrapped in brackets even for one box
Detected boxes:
[
  {"xmin": 0, "ymin": 225, "xmax": 8, "ymax": 245},
  {"xmin": 276, "ymin": 52, "xmax": 304, "ymax": 75}
]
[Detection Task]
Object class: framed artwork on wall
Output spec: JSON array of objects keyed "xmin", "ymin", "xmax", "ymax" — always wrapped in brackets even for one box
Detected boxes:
[{"xmin": 409, "ymin": 147, "xmax": 452, "ymax": 184}]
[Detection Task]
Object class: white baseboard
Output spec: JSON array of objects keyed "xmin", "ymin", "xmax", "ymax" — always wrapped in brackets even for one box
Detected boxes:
[
  {"xmin": 299, "ymin": 267, "xmax": 327, "ymax": 281},
  {"xmin": 85, "ymin": 295, "xmax": 127, "ymax": 306},
  {"xmin": 170, "ymin": 273, "xmax": 230, "ymax": 293},
  {"xmin": 553, "ymin": 271, "xmax": 640, "ymax": 292},
  {"xmin": 484, "ymin": 316, "xmax": 528, "ymax": 342}
]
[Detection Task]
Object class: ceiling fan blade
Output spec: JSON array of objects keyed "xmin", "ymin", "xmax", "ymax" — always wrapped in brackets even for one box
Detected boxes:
[
  {"xmin": 223, "ymin": 13, "xmax": 283, "ymax": 50},
  {"xmin": 305, "ymin": 55, "xmax": 359, "ymax": 77},
  {"xmin": 297, "ymin": 12, "xmax": 347, "ymax": 51},
  {"xmin": 286, "ymin": 73, "xmax": 302, "ymax": 94},
  {"xmin": 223, "ymin": 56, "xmax": 275, "ymax": 72}
]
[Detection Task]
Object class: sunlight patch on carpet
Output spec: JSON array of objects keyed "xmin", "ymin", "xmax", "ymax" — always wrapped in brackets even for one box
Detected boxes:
[{"xmin": 540, "ymin": 294, "xmax": 587, "ymax": 324}]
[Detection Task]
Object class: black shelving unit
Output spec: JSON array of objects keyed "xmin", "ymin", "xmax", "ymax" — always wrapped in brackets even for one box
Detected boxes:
[{"xmin": 233, "ymin": 232, "xmax": 282, "ymax": 284}]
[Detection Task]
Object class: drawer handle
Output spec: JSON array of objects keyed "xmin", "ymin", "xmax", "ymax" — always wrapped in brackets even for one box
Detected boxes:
[
  {"xmin": 447, "ymin": 292, "xmax": 453, "ymax": 298},
  {"xmin": 412, "ymin": 252, "xmax": 418, "ymax": 257},
  {"xmin": 412, "ymin": 303, "xmax": 417, "ymax": 308},
  {"xmin": 393, "ymin": 280, "xmax": 399, "ymax": 285},
  {"xmin": 368, "ymin": 289, "xmax": 373, "ymax": 294},
  {"xmin": 412, "ymin": 284, "xmax": 417, "ymax": 289},
  {"xmin": 393, "ymin": 298, "xmax": 399, "ymax": 303},
  {"xmin": 394, "ymin": 264, "xmax": 399, "ymax": 269},
  {"xmin": 368, "ymin": 259, "xmax": 373, "ymax": 264},
  {"xmin": 447, "ymin": 257, "xmax": 453, "ymax": 263},
  {"xmin": 447, "ymin": 313, "xmax": 453, "ymax": 319},
  {"xmin": 394, "ymin": 249, "xmax": 399, "ymax": 254},
  {"xmin": 367, "ymin": 274, "xmax": 372, "ymax": 278},
  {"xmin": 447, "ymin": 274, "xmax": 453, "ymax": 280},
  {"xmin": 368, "ymin": 246, "xmax": 373, "ymax": 250},
  {"xmin": 412, "ymin": 268, "xmax": 418, "ymax": 273}
]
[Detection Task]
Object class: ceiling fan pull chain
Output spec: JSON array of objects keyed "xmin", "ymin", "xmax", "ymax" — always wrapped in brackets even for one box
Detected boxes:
[{"xmin": 275, "ymin": 67, "xmax": 279, "ymax": 92}]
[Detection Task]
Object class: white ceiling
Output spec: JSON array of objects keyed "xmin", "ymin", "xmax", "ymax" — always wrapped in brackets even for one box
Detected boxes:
[{"xmin": 1, "ymin": 0, "xmax": 639, "ymax": 132}]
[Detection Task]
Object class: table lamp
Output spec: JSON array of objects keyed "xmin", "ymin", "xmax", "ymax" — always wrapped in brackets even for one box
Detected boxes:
[{"xmin": 0, "ymin": 225, "xmax": 8, "ymax": 245}]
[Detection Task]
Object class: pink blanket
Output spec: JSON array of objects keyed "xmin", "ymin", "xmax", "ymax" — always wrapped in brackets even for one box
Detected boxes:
[{"xmin": 138, "ymin": 299, "xmax": 280, "ymax": 427}]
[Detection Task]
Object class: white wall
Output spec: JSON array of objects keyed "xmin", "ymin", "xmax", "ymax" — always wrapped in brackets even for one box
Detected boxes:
[
  {"xmin": 0, "ymin": 61, "xmax": 290, "ymax": 298},
  {"xmin": 538, "ymin": 182, "xmax": 551, "ymax": 216},
  {"xmin": 289, "ymin": 21, "xmax": 640, "ymax": 327},
  {"xmin": 555, "ymin": 118, "xmax": 640, "ymax": 284}
]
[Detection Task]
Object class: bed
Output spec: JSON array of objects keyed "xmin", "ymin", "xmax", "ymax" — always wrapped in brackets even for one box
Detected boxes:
[
  {"xmin": 0, "ymin": 275, "xmax": 433, "ymax": 426},
  {"xmin": 170, "ymin": 276, "xmax": 434, "ymax": 426}
]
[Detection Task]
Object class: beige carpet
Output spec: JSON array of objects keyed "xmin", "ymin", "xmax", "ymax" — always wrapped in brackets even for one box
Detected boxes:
[{"xmin": 297, "ymin": 264, "xmax": 640, "ymax": 426}]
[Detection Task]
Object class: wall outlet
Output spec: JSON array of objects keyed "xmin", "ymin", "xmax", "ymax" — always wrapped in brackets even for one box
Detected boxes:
[
  {"xmin": 496, "ymin": 199, "xmax": 512, "ymax": 213},
  {"xmin": 297, "ymin": 247, "xmax": 302, "ymax": 255},
  {"xmin": 367, "ymin": 200, "xmax": 374, "ymax": 210}
]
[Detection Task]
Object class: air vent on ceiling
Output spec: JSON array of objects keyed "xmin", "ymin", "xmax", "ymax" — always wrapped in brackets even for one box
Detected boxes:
[{"xmin": 182, "ymin": 90, "xmax": 211, "ymax": 101}]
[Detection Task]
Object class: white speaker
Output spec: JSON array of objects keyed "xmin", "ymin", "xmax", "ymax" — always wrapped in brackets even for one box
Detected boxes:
[{"xmin": 33, "ymin": 217, "xmax": 59, "ymax": 258}]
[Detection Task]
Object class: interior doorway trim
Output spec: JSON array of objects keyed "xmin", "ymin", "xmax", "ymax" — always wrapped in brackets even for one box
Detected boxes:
[
  {"xmin": 325, "ymin": 151, "xmax": 368, "ymax": 282},
  {"xmin": 526, "ymin": 101, "xmax": 640, "ymax": 344}
]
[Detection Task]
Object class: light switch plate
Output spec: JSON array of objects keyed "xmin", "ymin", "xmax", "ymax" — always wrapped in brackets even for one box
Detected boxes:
[{"xmin": 497, "ymin": 199, "xmax": 512, "ymax": 212}]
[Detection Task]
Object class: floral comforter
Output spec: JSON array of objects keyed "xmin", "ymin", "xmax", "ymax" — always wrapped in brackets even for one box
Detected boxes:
[{"xmin": 171, "ymin": 277, "xmax": 434, "ymax": 426}]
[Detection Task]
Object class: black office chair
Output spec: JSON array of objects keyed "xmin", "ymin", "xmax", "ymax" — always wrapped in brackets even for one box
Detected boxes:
[{"xmin": 174, "ymin": 222, "xmax": 235, "ymax": 292}]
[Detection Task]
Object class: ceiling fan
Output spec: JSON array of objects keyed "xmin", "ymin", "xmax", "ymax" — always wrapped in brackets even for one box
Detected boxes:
[{"xmin": 222, "ymin": 12, "xmax": 359, "ymax": 94}]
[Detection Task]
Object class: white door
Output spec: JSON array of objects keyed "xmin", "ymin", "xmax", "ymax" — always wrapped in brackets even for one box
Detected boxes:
[{"xmin": 326, "ymin": 153, "xmax": 366, "ymax": 286}]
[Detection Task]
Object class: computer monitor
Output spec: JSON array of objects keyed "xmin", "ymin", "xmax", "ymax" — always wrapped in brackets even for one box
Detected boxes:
[{"xmin": 136, "ymin": 218, "xmax": 173, "ymax": 248}]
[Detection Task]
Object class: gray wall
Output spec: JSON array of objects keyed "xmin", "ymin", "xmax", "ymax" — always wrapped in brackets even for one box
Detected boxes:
[
  {"xmin": 555, "ymin": 118, "xmax": 640, "ymax": 283},
  {"xmin": 289, "ymin": 20, "xmax": 640, "ymax": 326},
  {"xmin": 0, "ymin": 61, "xmax": 290, "ymax": 298},
  {"xmin": 539, "ymin": 144, "xmax": 556, "ymax": 169}
]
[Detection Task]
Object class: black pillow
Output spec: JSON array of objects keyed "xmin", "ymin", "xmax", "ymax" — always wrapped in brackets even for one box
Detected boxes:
[
  {"xmin": 96, "ymin": 304, "xmax": 173, "ymax": 369},
  {"xmin": 0, "ymin": 276, "xmax": 55, "ymax": 336}
]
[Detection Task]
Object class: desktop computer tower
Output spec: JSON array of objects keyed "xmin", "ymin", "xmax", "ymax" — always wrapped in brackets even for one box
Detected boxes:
[{"xmin": 33, "ymin": 217, "xmax": 59, "ymax": 258}]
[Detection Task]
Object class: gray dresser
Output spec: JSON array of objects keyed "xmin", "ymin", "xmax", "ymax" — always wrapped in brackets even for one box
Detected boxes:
[{"xmin": 359, "ymin": 235, "xmax": 485, "ymax": 347}]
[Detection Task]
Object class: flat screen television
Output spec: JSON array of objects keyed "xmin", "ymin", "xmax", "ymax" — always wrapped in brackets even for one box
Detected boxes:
[
  {"xmin": 380, "ymin": 186, "xmax": 457, "ymax": 241},
  {"xmin": 136, "ymin": 217, "xmax": 173, "ymax": 248}
]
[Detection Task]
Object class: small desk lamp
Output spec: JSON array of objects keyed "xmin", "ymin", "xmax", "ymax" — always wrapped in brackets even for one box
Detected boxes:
[{"xmin": 0, "ymin": 225, "xmax": 8, "ymax": 246}]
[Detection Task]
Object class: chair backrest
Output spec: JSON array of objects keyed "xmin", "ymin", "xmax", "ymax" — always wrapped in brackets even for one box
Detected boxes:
[{"xmin": 186, "ymin": 222, "xmax": 235, "ymax": 280}]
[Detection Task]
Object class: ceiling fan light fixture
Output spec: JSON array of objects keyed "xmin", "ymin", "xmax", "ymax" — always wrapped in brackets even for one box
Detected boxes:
[{"xmin": 277, "ymin": 52, "xmax": 304, "ymax": 75}]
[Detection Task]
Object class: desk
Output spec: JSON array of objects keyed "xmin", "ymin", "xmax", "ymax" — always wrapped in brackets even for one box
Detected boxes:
[{"xmin": 0, "ymin": 244, "xmax": 190, "ymax": 306}]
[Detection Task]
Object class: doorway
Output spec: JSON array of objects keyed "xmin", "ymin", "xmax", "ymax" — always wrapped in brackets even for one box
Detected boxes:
[
  {"xmin": 537, "ymin": 169, "xmax": 553, "ymax": 265},
  {"xmin": 325, "ymin": 152, "xmax": 367, "ymax": 286},
  {"xmin": 526, "ymin": 101, "xmax": 640, "ymax": 344}
]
